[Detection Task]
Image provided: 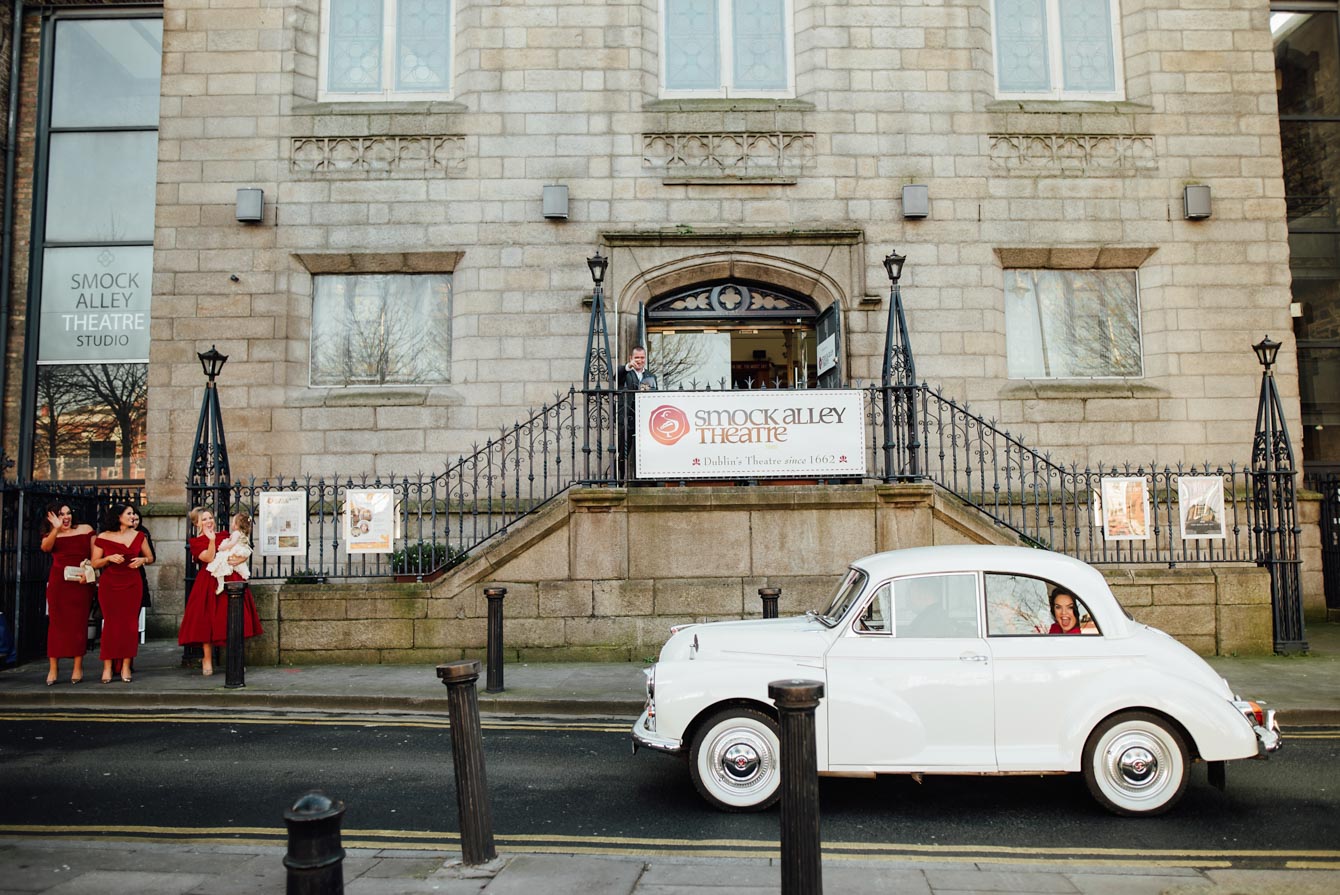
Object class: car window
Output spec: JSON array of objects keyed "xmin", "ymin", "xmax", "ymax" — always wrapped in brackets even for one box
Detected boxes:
[
  {"xmin": 855, "ymin": 582, "xmax": 892, "ymax": 634},
  {"xmin": 985, "ymin": 573, "xmax": 1100, "ymax": 636},
  {"xmin": 822, "ymin": 568, "xmax": 869, "ymax": 624},
  {"xmin": 893, "ymin": 573, "xmax": 980, "ymax": 638}
]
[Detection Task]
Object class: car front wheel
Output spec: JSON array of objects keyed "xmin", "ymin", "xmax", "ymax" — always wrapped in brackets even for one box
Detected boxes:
[
  {"xmin": 689, "ymin": 708, "xmax": 782, "ymax": 812},
  {"xmin": 1083, "ymin": 711, "xmax": 1189, "ymax": 817}
]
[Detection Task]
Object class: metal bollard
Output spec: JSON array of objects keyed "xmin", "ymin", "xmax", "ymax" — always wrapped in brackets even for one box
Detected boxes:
[
  {"xmin": 759, "ymin": 586, "xmax": 781, "ymax": 619},
  {"xmin": 283, "ymin": 790, "xmax": 346, "ymax": 895},
  {"xmin": 769, "ymin": 679, "xmax": 825, "ymax": 895},
  {"xmin": 224, "ymin": 580, "xmax": 246, "ymax": 689},
  {"xmin": 436, "ymin": 659, "xmax": 497, "ymax": 865},
  {"xmin": 484, "ymin": 587, "xmax": 506, "ymax": 693}
]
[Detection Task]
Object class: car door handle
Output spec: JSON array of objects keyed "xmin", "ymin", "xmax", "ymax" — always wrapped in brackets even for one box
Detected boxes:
[{"xmin": 959, "ymin": 653, "xmax": 989, "ymax": 663}]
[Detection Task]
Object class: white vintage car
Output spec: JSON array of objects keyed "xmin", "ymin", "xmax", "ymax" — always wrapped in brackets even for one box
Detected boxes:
[{"xmin": 632, "ymin": 545, "xmax": 1281, "ymax": 816}]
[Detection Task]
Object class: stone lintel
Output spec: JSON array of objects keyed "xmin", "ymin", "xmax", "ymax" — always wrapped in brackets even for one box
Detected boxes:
[
  {"xmin": 294, "ymin": 251, "xmax": 465, "ymax": 274},
  {"xmin": 994, "ymin": 246, "xmax": 1158, "ymax": 269},
  {"xmin": 602, "ymin": 227, "xmax": 864, "ymax": 247}
]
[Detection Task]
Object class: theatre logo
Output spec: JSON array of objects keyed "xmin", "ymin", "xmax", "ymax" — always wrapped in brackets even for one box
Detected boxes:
[
  {"xmin": 635, "ymin": 390, "xmax": 867, "ymax": 479},
  {"xmin": 38, "ymin": 246, "xmax": 153, "ymax": 364}
]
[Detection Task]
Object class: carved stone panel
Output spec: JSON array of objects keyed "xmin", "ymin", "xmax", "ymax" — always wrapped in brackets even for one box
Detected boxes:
[
  {"xmin": 290, "ymin": 135, "xmax": 467, "ymax": 175},
  {"xmin": 642, "ymin": 132, "xmax": 815, "ymax": 183},
  {"xmin": 989, "ymin": 133, "xmax": 1156, "ymax": 175}
]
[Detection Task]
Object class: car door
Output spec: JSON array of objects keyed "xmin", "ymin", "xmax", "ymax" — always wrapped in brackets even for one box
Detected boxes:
[{"xmin": 824, "ymin": 572, "xmax": 996, "ymax": 771}]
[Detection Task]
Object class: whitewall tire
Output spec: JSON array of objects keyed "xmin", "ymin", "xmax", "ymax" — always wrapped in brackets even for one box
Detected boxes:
[
  {"xmin": 1083, "ymin": 711, "xmax": 1190, "ymax": 817},
  {"xmin": 689, "ymin": 708, "xmax": 782, "ymax": 812}
]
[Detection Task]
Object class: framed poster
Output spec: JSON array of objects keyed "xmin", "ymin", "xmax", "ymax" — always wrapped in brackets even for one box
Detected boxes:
[
  {"xmin": 344, "ymin": 488, "xmax": 395, "ymax": 554},
  {"xmin": 1179, "ymin": 476, "xmax": 1226, "ymax": 540},
  {"xmin": 257, "ymin": 491, "xmax": 307, "ymax": 557},
  {"xmin": 1101, "ymin": 476, "xmax": 1150, "ymax": 541}
]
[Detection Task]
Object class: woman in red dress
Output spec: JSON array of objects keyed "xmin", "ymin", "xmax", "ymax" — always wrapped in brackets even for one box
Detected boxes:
[
  {"xmin": 178, "ymin": 507, "xmax": 262, "ymax": 676},
  {"xmin": 39, "ymin": 503, "xmax": 95, "ymax": 685},
  {"xmin": 91, "ymin": 503, "xmax": 153, "ymax": 683}
]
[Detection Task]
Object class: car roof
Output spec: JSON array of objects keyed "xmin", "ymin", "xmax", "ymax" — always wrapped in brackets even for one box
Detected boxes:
[{"xmin": 849, "ymin": 545, "xmax": 1131, "ymax": 636}]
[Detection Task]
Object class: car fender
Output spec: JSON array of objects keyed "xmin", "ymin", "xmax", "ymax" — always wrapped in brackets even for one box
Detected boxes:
[{"xmin": 1060, "ymin": 668, "xmax": 1258, "ymax": 768}]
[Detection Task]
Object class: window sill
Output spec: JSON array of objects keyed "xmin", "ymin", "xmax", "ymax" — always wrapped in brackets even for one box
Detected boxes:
[
  {"xmin": 986, "ymin": 100, "xmax": 1152, "ymax": 115},
  {"xmin": 999, "ymin": 381, "xmax": 1168, "ymax": 400},
  {"xmin": 295, "ymin": 387, "xmax": 465, "ymax": 407},
  {"xmin": 644, "ymin": 99, "xmax": 815, "ymax": 112},
  {"xmin": 292, "ymin": 100, "xmax": 468, "ymax": 117}
]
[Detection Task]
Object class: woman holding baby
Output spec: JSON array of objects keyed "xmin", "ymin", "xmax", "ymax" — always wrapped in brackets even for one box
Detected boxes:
[{"xmin": 178, "ymin": 507, "xmax": 263, "ymax": 676}]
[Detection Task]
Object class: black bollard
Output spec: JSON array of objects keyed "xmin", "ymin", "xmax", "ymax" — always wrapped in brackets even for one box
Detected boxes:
[
  {"xmin": 769, "ymin": 679, "xmax": 825, "ymax": 895},
  {"xmin": 759, "ymin": 586, "xmax": 781, "ymax": 619},
  {"xmin": 283, "ymin": 790, "xmax": 346, "ymax": 895},
  {"xmin": 224, "ymin": 580, "xmax": 246, "ymax": 689},
  {"xmin": 436, "ymin": 660, "xmax": 497, "ymax": 865},
  {"xmin": 484, "ymin": 587, "xmax": 506, "ymax": 693}
]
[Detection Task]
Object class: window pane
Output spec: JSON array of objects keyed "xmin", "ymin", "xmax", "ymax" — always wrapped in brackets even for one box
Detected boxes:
[
  {"xmin": 31, "ymin": 363, "xmax": 147, "ymax": 481},
  {"xmin": 893, "ymin": 574, "xmax": 979, "ymax": 639},
  {"xmin": 39, "ymin": 246, "xmax": 153, "ymax": 364},
  {"xmin": 1274, "ymin": 11, "xmax": 1340, "ymax": 117},
  {"xmin": 45, "ymin": 132, "xmax": 158, "ymax": 243},
  {"xmin": 328, "ymin": 0, "xmax": 384, "ymax": 93},
  {"xmin": 665, "ymin": 0, "xmax": 721, "ymax": 90},
  {"xmin": 1281, "ymin": 122, "xmax": 1340, "ymax": 233},
  {"xmin": 397, "ymin": 0, "xmax": 452, "ymax": 92},
  {"xmin": 311, "ymin": 274, "xmax": 453, "ymax": 386},
  {"xmin": 1005, "ymin": 270, "xmax": 1142, "ymax": 379},
  {"xmin": 647, "ymin": 331, "xmax": 731, "ymax": 389},
  {"xmin": 985, "ymin": 574, "xmax": 1052, "ymax": 635},
  {"xmin": 995, "ymin": 0, "xmax": 1050, "ymax": 92},
  {"xmin": 732, "ymin": 0, "xmax": 787, "ymax": 90},
  {"xmin": 1058, "ymin": 0, "xmax": 1115, "ymax": 93},
  {"xmin": 1299, "ymin": 347, "xmax": 1340, "ymax": 429},
  {"xmin": 51, "ymin": 19, "xmax": 162, "ymax": 128}
]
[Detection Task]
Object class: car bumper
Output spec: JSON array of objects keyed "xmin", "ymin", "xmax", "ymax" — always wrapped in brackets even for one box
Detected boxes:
[
  {"xmin": 1253, "ymin": 708, "xmax": 1282, "ymax": 757},
  {"xmin": 630, "ymin": 707, "xmax": 682, "ymax": 755}
]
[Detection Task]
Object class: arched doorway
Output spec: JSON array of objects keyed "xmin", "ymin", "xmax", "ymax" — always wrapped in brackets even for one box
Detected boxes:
[{"xmin": 644, "ymin": 280, "xmax": 842, "ymax": 389}]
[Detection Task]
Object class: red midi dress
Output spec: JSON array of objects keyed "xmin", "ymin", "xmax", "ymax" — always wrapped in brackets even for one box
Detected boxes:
[
  {"xmin": 178, "ymin": 533, "xmax": 262, "ymax": 646},
  {"xmin": 95, "ymin": 533, "xmax": 145, "ymax": 661},
  {"xmin": 45, "ymin": 534, "xmax": 94, "ymax": 658}
]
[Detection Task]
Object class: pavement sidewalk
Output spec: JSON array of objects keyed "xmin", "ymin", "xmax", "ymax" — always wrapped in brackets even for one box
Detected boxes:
[{"xmin": 1, "ymin": 622, "xmax": 1338, "ymax": 723}]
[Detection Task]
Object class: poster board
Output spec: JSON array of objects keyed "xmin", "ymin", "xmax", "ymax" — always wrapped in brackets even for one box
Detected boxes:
[{"xmin": 257, "ymin": 491, "xmax": 307, "ymax": 557}]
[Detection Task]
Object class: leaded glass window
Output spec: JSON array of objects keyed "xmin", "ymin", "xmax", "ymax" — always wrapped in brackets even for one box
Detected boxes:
[
  {"xmin": 322, "ymin": 0, "xmax": 452, "ymax": 100},
  {"xmin": 663, "ymin": 0, "xmax": 792, "ymax": 96},
  {"xmin": 993, "ymin": 0, "xmax": 1122, "ymax": 99}
]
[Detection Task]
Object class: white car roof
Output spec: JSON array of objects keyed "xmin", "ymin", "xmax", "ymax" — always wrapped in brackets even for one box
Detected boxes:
[{"xmin": 849, "ymin": 545, "xmax": 1133, "ymax": 637}]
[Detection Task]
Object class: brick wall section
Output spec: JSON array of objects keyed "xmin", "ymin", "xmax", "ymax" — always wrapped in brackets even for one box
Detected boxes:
[{"xmin": 148, "ymin": 0, "xmax": 1300, "ymax": 503}]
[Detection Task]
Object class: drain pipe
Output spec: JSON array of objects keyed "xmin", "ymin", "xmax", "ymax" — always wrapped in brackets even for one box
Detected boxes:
[{"xmin": 0, "ymin": 1, "xmax": 25, "ymax": 458}]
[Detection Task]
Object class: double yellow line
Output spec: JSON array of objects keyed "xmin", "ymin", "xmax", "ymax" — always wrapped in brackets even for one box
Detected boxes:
[{"xmin": 0, "ymin": 710, "xmax": 627, "ymax": 733}]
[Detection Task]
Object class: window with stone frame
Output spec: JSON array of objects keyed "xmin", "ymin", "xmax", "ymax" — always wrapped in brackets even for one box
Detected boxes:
[
  {"xmin": 310, "ymin": 274, "xmax": 453, "ymax": 387},
  {"xmin": 661, "ymin": 0, "xmax": 794, "ymax": 97},
  {"xmin": 319, "ymin": 0, "xmax": 453, "ymax": 101},
  {"xmin": 1003, "ymin": 269, "xmax": 1143, "ymax": 379},
  {"xmin": 991, "ymin": 0, "xmax": 1124, "ymax": 100}
]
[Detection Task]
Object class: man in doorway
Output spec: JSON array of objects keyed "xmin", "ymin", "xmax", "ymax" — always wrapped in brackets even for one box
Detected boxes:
[{"xmin": 619, "ymin": 346, "xmax": 657, "ymax": 482}]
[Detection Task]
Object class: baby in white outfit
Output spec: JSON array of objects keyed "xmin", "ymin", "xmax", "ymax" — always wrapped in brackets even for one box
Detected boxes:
[{"xmin": 206, "ymin": 512, "xmax": 253, "ymax": 593}]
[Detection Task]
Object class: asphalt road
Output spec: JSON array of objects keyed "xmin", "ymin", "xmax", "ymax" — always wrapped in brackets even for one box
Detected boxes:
[{"xmin": 1, "ymin": 709, "xmax": 1337, "ymax": 868}]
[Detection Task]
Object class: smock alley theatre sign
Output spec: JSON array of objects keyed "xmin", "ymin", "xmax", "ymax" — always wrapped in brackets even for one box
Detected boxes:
[
  {"xmin": 635, "ymin": 390, "xmax": 868, "ymax": 479},
  {"xmin": 38, "ymin": 246, "xmax": 153, "ymax": 364}
]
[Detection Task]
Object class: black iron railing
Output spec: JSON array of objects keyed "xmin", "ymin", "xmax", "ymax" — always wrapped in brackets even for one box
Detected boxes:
[{"xmin": 220, "ymin": 382, "xmax": 1280, "ymax": 583}]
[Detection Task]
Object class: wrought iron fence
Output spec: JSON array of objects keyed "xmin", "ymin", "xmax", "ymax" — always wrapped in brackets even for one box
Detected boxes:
[
  {"xmin": 220, "ymin": 382, "xmax": 1278, "ymax": 584},
  {"xmin": 0, "ymin": 461, "xmax": 144, "ymax": 664}
]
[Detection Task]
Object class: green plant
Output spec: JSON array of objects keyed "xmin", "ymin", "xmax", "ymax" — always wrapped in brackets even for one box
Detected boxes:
[
  {"xmin": 391, "ymin": 541, "xmax": 467, "ymax": 575},
  {"xmin": 284, "ymin": 569, "xmax": 321, "ymax": 584}
]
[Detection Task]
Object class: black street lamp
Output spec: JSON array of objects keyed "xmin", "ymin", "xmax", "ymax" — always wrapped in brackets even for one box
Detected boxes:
[
  {"xmin": 198, "ymin": 345, "xmax": 229, "ymax": 382},
  {"xmin": 581, "ymin": 250, "xmax": 616, "ymax": 483},
  {"xmin": 880, "ymin": 251, "xmax": 919, "ymax": 481},
  {"xmin": 1250, "ymin": 335, "xmax": 1307, "ymax": 653},
  {"xmin": 183, "ymin": 345, "xmax": 234, "ymax": 667}
]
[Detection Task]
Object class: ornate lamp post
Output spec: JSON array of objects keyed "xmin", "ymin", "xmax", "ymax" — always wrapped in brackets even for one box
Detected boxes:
[
  {"xmin": 183, "ymin": 346, "xmax": 232, "ymax": 666},
  {"xmin": 881, "ymin": 251, "xmax": 919, "ymax": 480},
  {"xmin": 1250, "ymin": 335, "xmax": 1307, "ymax": 653},
  {"xmin": 581, "ymin": 251, "xmax": 616, "ymax": 483}
]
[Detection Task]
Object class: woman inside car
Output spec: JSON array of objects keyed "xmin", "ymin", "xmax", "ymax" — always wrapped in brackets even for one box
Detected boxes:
[{"xmin": 1048, "ymin": 588, "xmax": 1083, "ymax": 635}]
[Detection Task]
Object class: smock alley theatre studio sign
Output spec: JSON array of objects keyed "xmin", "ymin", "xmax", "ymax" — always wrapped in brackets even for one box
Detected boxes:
[
  {"xmin": 636, "ymin": 390, "xmax": 868, "ymax": 479},
  {"xmin": 38, "ymin": 246, "xmax": 153, "ymax": 364}
]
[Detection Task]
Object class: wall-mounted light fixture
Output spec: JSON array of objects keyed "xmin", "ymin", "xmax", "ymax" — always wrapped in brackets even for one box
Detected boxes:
[
  {"xmin": 235, "ymin": 188, "xmax": 264, "ymax": 223},
  {"xmin": 1183, "ymin": 184, "xmax": 1212, "ymax": 220},
  {"xmin": 542, "ymin": 184, "xmax": 569, "ymax": 220},
  {"xmin": 902, "ymin": 184, "xmax": 929, "ymax": 219}
]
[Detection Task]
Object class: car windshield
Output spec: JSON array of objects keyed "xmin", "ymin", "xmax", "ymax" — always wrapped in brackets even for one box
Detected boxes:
[{"xmin": 818, "ymin": 568, "xmax": 868, "ymax": 626}]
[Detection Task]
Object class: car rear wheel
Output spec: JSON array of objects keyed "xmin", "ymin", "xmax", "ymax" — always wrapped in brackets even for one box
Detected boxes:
[
  {"xmin": 689, "ymin": 708, "xmax": 781, "ymax": 812},
  {"xmin": 1083, "ymin": 711, "xmax": 1189, "ymax": 817}
]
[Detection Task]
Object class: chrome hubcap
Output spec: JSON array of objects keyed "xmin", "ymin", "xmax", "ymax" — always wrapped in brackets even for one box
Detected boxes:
[
  {"xmin": 1117, "ymin": 746, "xmax": 1158, "ymax": 787},
  {"xmin": 721, "ymin": 743, "xmax": 760, "ymax": 782}
]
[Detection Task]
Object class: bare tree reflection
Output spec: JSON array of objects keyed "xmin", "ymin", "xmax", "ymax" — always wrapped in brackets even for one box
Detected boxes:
[
  {"xmin": 311, "ymin": 275, "xmax": 452, "ymax": 386},
  {"xmin": 32, "ymin": 362, "xmax": 147, "ymax": 480}
]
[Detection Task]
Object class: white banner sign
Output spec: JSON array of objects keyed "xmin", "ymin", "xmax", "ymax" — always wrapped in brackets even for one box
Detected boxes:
[
  {"xmin": 38, "ymin": 245, "xmax": 153, "ymax": 363},
  {"xmin": 635, "ymin": 390, "xmax": 867, "ymax": 479},
  {"xmin": 258, "ymin": 491, "xmax": 307, "ymax": 557}
]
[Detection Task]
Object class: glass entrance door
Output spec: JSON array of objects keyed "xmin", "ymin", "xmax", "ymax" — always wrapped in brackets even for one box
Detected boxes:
[{"xmin": 648, "ymin": 325, "xmax": 818, "ymax": 390}]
